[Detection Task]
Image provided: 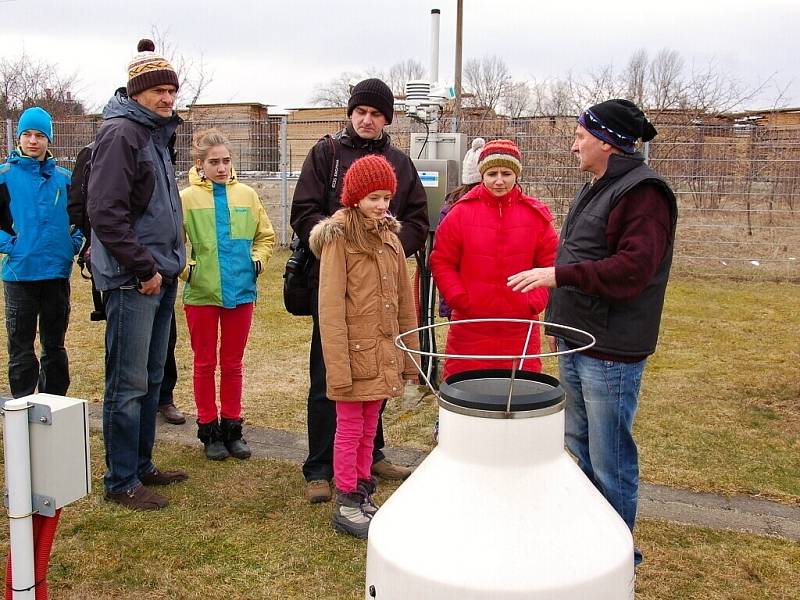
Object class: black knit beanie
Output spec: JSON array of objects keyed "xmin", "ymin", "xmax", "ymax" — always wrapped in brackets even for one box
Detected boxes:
[
  {"xmin": 581, "ymin": 99, "xmax": 657, "ymax": 153},
  {"xmin": 347, "ymin": 78, "xmax": 394, "ymax": 124}
]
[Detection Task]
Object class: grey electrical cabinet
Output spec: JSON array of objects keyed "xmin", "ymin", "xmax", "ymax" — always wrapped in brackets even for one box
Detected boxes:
[{"xmin": 412, "ymin": 159, "xmax": 460, "ymax": 231}]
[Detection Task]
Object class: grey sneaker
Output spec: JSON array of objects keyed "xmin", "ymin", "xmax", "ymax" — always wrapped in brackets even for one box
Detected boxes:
[
  {"xmin": 332, "ymin": 491, "xmax": 371, "ymax": 539},
  {"xmin": 357, "ymin": 478, "xmax": 380, "ymax": 518}
]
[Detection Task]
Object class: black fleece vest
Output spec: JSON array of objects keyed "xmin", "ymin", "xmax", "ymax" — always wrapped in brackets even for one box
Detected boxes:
[{"xmin": 546, "ymin": 156, "xmax": 677, "ymax": 357}]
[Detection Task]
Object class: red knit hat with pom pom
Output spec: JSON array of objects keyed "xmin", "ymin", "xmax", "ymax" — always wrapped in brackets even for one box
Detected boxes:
[{"xmin": 340, "ymin": 155, "xmax": 398, "ymax": 208}]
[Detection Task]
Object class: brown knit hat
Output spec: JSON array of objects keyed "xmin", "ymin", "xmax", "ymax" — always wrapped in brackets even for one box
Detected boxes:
[
  {"xmin": 478, "ymin": 139, "xmax": 523, "ymax": 178},
  {"xmin": 127, "ymin": 39, "xmax": 180, "ymax": 97},
  {"xmin": 340, "ymin": 155, "xmax": 398, "ymax": 208}
]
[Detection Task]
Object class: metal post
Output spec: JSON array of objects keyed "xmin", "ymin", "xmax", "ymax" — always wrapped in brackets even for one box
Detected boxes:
[
  {"xmin": 279, "ymin": 115, "xmax": 289, "ymax": 247},
  {"xmin": 453, "ymin": 0, "xmax": 463, "ymax": 132},
  {"xmin": 643, "ymin": 140, "xmax": 650, "ymax": 164},
  {"xmin": 430, "ymin": 9, "xmax": 440, "ymax": 84},
  {"xmin": 4, "ymin": 398, "xmax": 36, "ymax": 600},
  {"xmin": 6, "ymin": 118, "xmax": 14, "ymax": 155}
]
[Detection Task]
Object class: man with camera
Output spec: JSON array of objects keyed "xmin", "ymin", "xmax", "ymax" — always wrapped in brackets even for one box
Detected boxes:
[
  {"xmin": 88, "ymin": 40, "xmax": 188, "ymax": 511},
  {"xmin": 290, "ymin": 78, "xmax": 429, "ymax": 504}
]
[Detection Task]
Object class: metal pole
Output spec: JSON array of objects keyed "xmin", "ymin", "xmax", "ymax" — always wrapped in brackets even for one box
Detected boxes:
[
  {"xmin": 453, "ymin": 0, "xmax": 463, "ymax": 132},
  {"xmin": 279, "ymin": 116, "xmax": 289, "ymax": 247},
  {"xmin": 430, "ymin": 9, "xmax": 440, "ymax": 84},
  {"xmin": 643, "ymin": 140, "xmax": 650, "ymax": 164},
  {"xmin": 4, "ymin": 398, "xmax": 36, "ymax": 600},
  {"xmin": 6, "ymin": 118, "xmax": 14, "ymax": 155}
]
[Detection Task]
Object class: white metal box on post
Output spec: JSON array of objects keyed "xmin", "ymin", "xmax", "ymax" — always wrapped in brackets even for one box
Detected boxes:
[
  {"xmin": 410, "ymin": 133, "xmax": 466, "ymax": 166},
  {"xmin": 23, "ymin": 393, "xmax": 91, "ymax": 516}
]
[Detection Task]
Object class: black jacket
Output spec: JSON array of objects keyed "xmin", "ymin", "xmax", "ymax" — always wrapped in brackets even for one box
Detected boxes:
[{"xmin": 290, "ymin": 124, "xmax": 429, "ymax": 262}]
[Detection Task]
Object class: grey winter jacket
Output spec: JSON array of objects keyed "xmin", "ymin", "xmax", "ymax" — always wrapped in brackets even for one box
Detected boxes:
[{"xmin": 87, "ymin": 87, "xmax": 185, "ymax": 290}]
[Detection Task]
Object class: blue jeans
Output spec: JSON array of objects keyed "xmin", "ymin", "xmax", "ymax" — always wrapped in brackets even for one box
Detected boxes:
[
  {"xmin": 558, "ymin": 340, "xmax": 645, "ymax": 553},
  {"xmin": 4, "ymin": 279, "xmax": 71, "ymax": 398},
  {"xmin": 102, "ymin": 282, "xmax": 177, "ymax": 494}
]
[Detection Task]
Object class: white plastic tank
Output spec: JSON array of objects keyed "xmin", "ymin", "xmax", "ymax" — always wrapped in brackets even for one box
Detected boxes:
[{"xmin": 365, "ymin": 369, "xmax": 635, "ymax": 599}]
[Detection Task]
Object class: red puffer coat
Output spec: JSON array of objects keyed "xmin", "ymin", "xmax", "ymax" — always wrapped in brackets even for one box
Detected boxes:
[{"xmin": 430, "ymin": 184, "xmax": 558, "ymax": 379}]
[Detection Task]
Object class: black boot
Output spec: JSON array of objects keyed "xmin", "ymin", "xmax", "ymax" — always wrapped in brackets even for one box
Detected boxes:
[
  {"xmin": 197, "ymin": 419, "xmax": 229, "ymax": 461},
  {"xmin": 357, "ymin": 477, "xmax": 380, "ymax": 518},
  {"xmin": 220, "ymin": 418, "xmax": 251, "ymax": 459}
]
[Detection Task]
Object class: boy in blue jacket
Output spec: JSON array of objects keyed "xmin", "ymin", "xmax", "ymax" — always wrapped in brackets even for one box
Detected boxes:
[{"xmin": 0, "ymin": 107, "xmax": 82, "ymax": 397}]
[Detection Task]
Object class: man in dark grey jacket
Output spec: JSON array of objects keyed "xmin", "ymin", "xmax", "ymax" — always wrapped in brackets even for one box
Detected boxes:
[{"xmin": 88, "ymin": 39, "xmax": 188, "ymax": 511}]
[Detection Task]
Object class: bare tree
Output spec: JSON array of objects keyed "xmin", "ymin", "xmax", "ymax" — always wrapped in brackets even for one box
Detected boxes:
[
  {"xmin": 385, "ymin": 59, "xmax": 426, "ymax": 96},
  {"xmin": 150, "ymin": 26, "xmax": 214, "ymax": 108},
  {"xmin": 463, "ymin": 55, "xmax": 511, "ymax": 113},
  {"xmin": 648, "ymin": 48, "xmax": 686, "ymax": 111},
  {"xmin": 624, "ymin": 49, "xmax": 648, "ymax": 107},
  {"xmin": 308, "ymin": 71, "xmax": 362, "ymax": 107},
  {"xmin": 502, "ymin": 80, "xmax": 533, "ymax": 118},
  {"xmin": 0, "ymin": 52, "xmax": 83, "ymax": 121}
]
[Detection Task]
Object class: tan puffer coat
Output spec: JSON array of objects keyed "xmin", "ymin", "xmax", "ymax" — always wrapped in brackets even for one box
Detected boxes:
[{"xmin": 310, "ymin": 210, "xmax": 420, "ymax": 401}]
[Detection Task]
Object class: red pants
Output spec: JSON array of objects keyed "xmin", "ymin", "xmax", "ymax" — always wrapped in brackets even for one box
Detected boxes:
[
  {"xmin": 184, "ymin": 303, "xmax": 254, "ymax": 424},
  {"xmin": 334, "ymin": 399, "xmax": 382, "ymax": 494}
]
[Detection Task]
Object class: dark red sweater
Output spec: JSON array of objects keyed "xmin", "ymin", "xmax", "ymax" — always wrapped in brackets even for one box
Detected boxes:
[{"xmin": 555, "ymin": 183, "xmax": 672, "ymax": 361}]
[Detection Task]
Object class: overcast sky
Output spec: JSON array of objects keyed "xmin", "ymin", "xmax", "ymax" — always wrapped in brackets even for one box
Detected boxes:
[{"xmin": 1, "ymin": 0, "xmax": 797, "ymax": 113}]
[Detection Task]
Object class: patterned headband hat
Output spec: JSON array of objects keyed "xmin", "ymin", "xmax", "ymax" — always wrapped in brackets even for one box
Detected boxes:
[
  {"xmin": 340, "ymin": 155, "xmax": 398, "ymax": 208},
  {"xmin": 578, "ymin": 99, "xmax": 657, "ymax": 154},
  {"xmin": 477, "ymin": 139, "xmax": 522, "ymax": 179},
  {"xmin": 127, "ymin": 39, "xmax": 180, "ymax": 98}
]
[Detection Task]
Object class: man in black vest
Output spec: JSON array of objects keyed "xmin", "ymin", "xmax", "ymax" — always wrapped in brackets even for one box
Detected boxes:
[{"xmin": 508, "ymin": 99, "xmax": 677, "ymax": 566}]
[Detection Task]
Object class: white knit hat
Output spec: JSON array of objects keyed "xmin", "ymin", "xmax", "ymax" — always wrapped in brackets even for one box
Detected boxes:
[{"xmin": 461, "ymin": 137, "xmax": 485, "ymax": 185}]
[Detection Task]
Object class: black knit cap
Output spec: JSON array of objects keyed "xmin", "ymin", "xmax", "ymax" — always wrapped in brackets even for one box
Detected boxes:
[
  {"xmin": 583, "ymin": 99, "xmax": 658, "ymax": 152},
  {"xmin": 347, "ymin": 78, "xmax": 394, "ymax": 124}
]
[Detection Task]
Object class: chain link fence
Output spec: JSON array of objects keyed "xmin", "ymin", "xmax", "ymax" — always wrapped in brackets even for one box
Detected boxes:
[{"xmin": 4, "ymin": 114, "xmax": 799, "ymax": 280}]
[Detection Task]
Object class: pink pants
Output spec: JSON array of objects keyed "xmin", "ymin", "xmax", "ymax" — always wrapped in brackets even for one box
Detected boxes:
[
  {"xmin": 334, "ymin": 399, "xmax": 383, "ymax": 494},
  {"xmin": 184, "ymin": 303, "xmax": 254, "ymax": 424}
]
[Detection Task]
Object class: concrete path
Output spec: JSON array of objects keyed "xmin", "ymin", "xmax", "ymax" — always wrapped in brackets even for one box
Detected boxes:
[{"xmin": 79, "ymin": 404, "xmax": 795, "ymax": 542}]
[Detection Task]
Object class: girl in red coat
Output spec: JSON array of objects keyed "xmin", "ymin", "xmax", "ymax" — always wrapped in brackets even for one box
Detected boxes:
[{"xmin": 430, "ymin": 139, "xmax": 558, "ymax": 380}]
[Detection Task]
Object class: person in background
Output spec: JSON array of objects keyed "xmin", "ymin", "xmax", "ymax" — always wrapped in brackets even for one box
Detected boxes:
[
  {"xmin": 180, "ymin": 129, "xmax": 275, "ymax": 461},
  {"xmin": 88, "ymin": 39, "xmax": 188, "ymax": 510},
  {"xmin": 437, "ymin": 136, "xmax": 484, "ymax": 320},
  {"xmin": 309, "ymin": 154, "xmax": 419, "ymax": 538},
  {"xmin": 290, "ymin": 77, "xmax": 428, "ymax": 504},
  {"xmin": 0, "ymin": 107, "xmax": 82, "ymax": 398},
  {"xmin": 430, "ymin": 139, "xmax": 558, "ymax": 380},
  {"xmin": 507, "ymin": 99, "xmax": 677, "ymax": 566}
]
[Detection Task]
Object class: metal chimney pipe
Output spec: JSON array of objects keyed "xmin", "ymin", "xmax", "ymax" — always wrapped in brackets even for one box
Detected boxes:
[{"xmin": 430, "ymin": 8, "xmax": 440, "ymax": 84}]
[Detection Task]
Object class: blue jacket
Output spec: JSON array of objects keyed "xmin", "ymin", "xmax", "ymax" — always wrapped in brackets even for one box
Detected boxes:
[
  {"xmin": 87, "ymin": 88, "xmax": 185, "ymax": 291},
  {"xmin": 0, "ymin": 150, "xmax": 82, "ymax": 281}
]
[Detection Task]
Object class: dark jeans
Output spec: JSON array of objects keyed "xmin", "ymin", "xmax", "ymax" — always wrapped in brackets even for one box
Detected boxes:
[
  {"xmin": 102, "ymin": 282, "xmax": 177, "ymax": 494},
  {"xmin": 158, "ymin": 310, "xmax": 178, "ymax": 407},
  {"xmin": 302, "ymin": 286, "xmax": 386, "ymax": 482},
  {"xmin": 4, "ymin": 279, "xmax": 71, "ymax": 398}
]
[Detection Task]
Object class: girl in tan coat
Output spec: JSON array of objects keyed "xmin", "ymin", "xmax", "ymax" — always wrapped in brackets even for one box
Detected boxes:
[{"xmin": 309, "ymin": 155, "xmax": 419, "ymax": 539}]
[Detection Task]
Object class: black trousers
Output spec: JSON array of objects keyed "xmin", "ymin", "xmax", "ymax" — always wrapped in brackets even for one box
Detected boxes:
[
  {"xmin": 4, "ymin": 279, "xmax": 71, "ymax": 398},
  {"xmin": 302, "ymin": 286, "xmax": 386, "ymax": 482},
  {"xmin": 158, "ymin": 310, "xmax": 178, "ymax": 407}
]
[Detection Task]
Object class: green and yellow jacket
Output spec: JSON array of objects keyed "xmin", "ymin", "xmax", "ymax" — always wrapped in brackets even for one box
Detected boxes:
[{"xmin": 179, "ymin": 167, "xmax": 275, "ymax": 307}]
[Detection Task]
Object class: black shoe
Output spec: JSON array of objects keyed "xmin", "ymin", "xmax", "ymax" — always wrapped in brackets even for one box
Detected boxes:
[
  {"xmin": 220, "ymin": 418, "xmax": 251, "ymax": 459},
  {"xmin": 197, "ymin": 419, "xmax": 229, "ymax": 461}
]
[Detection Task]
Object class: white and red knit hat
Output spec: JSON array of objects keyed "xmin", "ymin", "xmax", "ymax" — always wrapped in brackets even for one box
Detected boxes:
[
  {"xmin": 340, "ymin": 155, "xmax": 398, "ymax": 208},
  {"xmin": 477, "ymin": 139, "xmax": 522, "ymax": 179}
]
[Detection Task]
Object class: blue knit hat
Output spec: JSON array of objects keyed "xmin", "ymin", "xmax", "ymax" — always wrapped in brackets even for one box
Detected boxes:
[{"xmin": 17, "ymin": 107, "xmax": 53, "ymax": 142}]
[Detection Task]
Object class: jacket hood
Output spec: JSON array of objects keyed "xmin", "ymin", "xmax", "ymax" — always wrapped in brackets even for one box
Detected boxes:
[
  {"xmin": 308, "ymin": 209, "xmax": 401, "ymax": 258},
  {"xmin": 458, "ymin": 183, "xmax": 553, "ymax": 224},
  {"xmin": 187, "ymin": 165, "xmax": 239, "ymax": 190},
  {"xmin": 8, "ymin": 148, "xmax": 56, "ymax": 174},
  {"xmin": 102, "ymin": 86, "xmax": 182, "ymax": 130},
  {"xmin": 338, "ymin": 124, "xmax": 391, "ymax": 151}
]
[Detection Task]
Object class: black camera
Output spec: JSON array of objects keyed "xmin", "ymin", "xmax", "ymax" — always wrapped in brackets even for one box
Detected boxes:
[{"xmin": 285, "ymin": 238, "xmax": 310, "ymax": 275}]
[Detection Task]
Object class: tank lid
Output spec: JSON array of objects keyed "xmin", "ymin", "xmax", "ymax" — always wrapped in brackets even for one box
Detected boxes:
[{"xmin": 439, "ymin": 370, "xmax": 564, "ymax": 414}]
